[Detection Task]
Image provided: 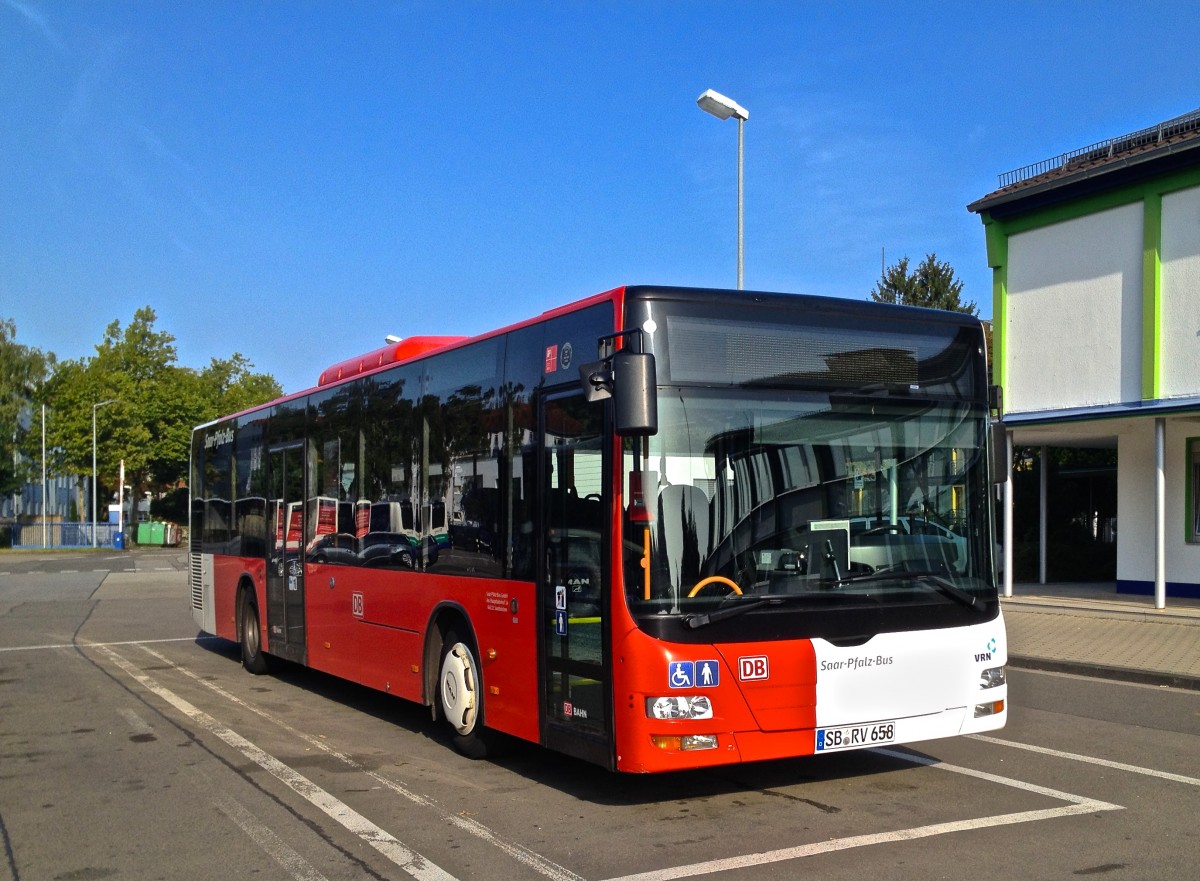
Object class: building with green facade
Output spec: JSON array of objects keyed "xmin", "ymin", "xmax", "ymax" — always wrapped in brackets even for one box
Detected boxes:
[{"xmin": 969, "ymin": 108, "xmax": 1200, "ymax": 605}]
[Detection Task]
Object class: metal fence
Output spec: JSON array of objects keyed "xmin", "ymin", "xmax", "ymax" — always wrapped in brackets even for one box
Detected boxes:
[
  {"xmin": 998, "ymin": 107, "xmax": 1200, "ymax": 189},
  {"xmin": 8, "ymin": 522, "xmax": 121, "ymax": 549}
]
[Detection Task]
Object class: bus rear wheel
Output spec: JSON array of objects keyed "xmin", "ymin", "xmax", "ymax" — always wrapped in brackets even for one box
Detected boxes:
[
  {"xmin": 239, "ymin": 591, "xmax": 271, "ymax": 675},
  {"xmin": 438, "ymin": 630, "xmax": 490, "ymax": 758}
]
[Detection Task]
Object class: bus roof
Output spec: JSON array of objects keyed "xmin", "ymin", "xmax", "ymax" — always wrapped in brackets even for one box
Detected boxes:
[{"xmin": 195, "ymin": 284, "xmax": 986, "ymax": 432}]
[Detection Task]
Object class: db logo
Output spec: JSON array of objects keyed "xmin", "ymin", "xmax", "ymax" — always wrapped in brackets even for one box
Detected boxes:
[
  {"xmin": 351, "ymin": 592, "xmax": 364, "ymax": 618},
  {"xmin": 738, "ymin": 655, "xmax": 769, "ymax": 681}
]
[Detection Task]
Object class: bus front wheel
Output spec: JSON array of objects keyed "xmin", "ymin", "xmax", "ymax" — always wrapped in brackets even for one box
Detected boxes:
[{"xmin": 438, "ymin": 630, "xmax": 489, "ymax": 758}]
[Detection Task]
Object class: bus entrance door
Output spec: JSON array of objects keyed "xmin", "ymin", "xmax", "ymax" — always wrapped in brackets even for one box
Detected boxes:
[
  {"xmin": 266, "ymin": 442, "xmax": 307, "ymax": 664},
  {"xmin": 540, "ymin": 392, "xmax": 613, "ymax": 767}
]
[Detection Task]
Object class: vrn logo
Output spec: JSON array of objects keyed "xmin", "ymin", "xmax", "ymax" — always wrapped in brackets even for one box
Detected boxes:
[{"xmin": 975, "ymin": 637, "xmax": 998, "ymax": 663}]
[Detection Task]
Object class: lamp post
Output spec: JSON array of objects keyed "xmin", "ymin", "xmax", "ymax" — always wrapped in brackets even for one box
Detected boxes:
[
  {"xmin": 92, "ymin": 399, "xmax": 115, "ymax": 548},
  {"xmin": 41, "ymin": 404, "xmax": 47, "ymax": 549},
  {"xmin": 696, "ymin": 88, "xmax": 749, "ymax": 289}
]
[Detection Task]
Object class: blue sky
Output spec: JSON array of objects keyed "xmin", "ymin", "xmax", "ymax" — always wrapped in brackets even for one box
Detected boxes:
[{"xmin": 3, "ymin": 1, "xmax": 1197, "ymax": 395}]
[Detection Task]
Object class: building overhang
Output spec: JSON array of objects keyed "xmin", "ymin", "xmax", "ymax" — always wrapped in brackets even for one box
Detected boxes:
[
  {"xmin": 1002, "ymin": 397, "xmax": 1200, "ymax": 447},
  {"xmin": 968, "ymin": 108, "xmax": 1200, "ymax": 219},
  {"xmin": 969, "ymin": 136, "xmax": 1200, "ymax": 219}
]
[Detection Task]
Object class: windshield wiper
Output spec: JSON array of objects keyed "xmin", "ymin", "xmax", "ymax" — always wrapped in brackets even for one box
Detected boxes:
[
  {"xmin": 682, "ymin": 594, "xmax": 801, "ymax": 629},
  {"xmin": 829, "ymin": 570, "xmax": 987, "ymax": 614},
  {"xmin": 686, "ymin": 597, "xmax": 825, "ymax": 633}
]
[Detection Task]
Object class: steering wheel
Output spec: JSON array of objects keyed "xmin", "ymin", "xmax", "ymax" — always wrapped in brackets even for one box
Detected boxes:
[{"xmin": 687, "ymin": 575, "xmax": 744, "ymax": 598}]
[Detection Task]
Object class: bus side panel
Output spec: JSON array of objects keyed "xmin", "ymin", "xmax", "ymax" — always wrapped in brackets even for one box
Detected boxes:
[
  {"xmin": 212, "ymin": 555, "xmax": 254, "ymax": 642},
  {"xmin": 355, "ymin": 621, "xmax": 423, "ymax": 701},
  {"xmin": 304, "ymin": 561, "xmax": 363, "ymax": 685},
  {"xmin": 448, "ymin": 578, "xmax": 539, "ymax": 744},
  {"xmin": 351, "ymin": 571, "xmax": 435, "ymax": 703},
  {"xmin": 315, "ymin": 570, "xmax": 540, "ymax": 745}
]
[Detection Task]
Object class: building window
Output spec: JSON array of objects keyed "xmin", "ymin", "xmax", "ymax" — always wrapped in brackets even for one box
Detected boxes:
[{"xmin": 1190, "ymin": 438, "xmax": 1200, "ymax": 543}]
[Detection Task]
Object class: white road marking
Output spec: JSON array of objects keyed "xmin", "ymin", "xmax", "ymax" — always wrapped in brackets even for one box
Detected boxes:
[
  {"xmin": 215, "ymin": 795, "xmax": 330, "ymax": 881},
  {"xmin": 135, "ymin": 643, "xmax": 587, "ymax": 881},
  {"xmin": 90, "ymin": 639, "xmax": 1139, "ymax": 881},
  {"xmin": 598, "ymin": 747, "xmax": 1122, "ymax": 881},
  {"xmin": 0, "ymin": 636, "xmax": 213, "ymax": 653},
  {"xmin": 118, "ymin": 707, "xmax": 154, "ymax": 737},
  {"xmin": 971, "ymin": 734, "xmax": 1200, "ymax": 787},
  {"xmin": 92, "ymin": 643, "xmax": 459, "ymax": 881}
]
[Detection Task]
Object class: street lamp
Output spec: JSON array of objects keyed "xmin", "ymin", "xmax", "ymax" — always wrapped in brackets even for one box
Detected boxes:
[
  {"xmin": 41, "ymin": 404, "xmax": 47, "ymax": 549},
  {"xmin": 696, "ymin": 88, "xmax": 749, "ymax": 289},
  {"xmin": 92, "ymin": 399, "xmax": 116, "ymax": 548}
]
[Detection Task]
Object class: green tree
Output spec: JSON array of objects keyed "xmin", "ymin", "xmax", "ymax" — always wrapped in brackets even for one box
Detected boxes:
[
  {"xmin": 38, "ymin": 358, "xmax": 124, "ymax": 519},
  {"xmin": 870, "ymin": 253, "xmax": 977, "ymax": 315},
  {"xmin": 201, "ymin": 353, "xmax": 283, "ymax": 416},
  {"xmin": 35, "ymin": 307, "xmax": 282, "ymax": 524},
  {"xmin": 0, "ymin": 318, "xmax": 51, "ymax": 497}
]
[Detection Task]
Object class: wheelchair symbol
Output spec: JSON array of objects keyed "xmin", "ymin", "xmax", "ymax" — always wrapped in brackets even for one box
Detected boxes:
[{"xmin": 669, "ymin": 661, "xmax": 694, "ymax": 689}]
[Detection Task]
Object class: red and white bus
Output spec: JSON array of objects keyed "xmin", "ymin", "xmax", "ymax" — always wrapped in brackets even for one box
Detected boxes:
[{"xmin": 189, "ymin": 285, "xmax": 1008, "ymax": 773}]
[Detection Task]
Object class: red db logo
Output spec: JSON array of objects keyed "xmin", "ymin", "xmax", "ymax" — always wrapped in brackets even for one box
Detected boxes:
[{"xmin": 739, "ymin": 655, "xmax": 769, "ymax": 680}]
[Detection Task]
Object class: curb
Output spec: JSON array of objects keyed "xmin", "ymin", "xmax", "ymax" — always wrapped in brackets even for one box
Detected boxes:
[
  {"xmin": 1009, "ymin": 654, "xmax": 1200, "ymax": 692},
  {"xmin": 1002, "ymin": 598, "xmax": 1200, "ymax": 622}
]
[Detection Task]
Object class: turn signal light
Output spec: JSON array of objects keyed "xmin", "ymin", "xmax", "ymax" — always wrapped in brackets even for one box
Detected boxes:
[
  {"xmin": 974, "ymin": 699, "xmax": 1005, "ymax": 718},
  {"xmin": 651, "ymin": 734, "xmax": 719, "ymax": 751}
]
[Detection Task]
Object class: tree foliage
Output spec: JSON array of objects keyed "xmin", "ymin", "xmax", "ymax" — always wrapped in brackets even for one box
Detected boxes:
[
  {"xmin": 870, "ymin": 253, "xmax": 977, "ymax": 315},
  {"xmin": 0, "ymin": 318, "xmax": 52, "ymax": 496},
  {"xmin": 11, "ymin": 307, "xmax": 281, "ymax": 520}
]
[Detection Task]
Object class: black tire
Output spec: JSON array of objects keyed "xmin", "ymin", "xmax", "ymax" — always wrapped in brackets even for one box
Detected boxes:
[
  {"xmin": 239, "ymin": 591, "xmax": 271, "ymax": 675},
  {"xmin": 437, "ymin": 629, "xmax": 491, "ymax": 759}
]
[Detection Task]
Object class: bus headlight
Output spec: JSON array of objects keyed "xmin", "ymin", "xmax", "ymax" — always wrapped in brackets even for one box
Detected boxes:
[
  {"xmin": 645, "ymin": 695, "xmax": 714, "ymax": 720},
  {"xmin": 979, "ymin": 666, "xmax": 1006, "ymax": 689}
]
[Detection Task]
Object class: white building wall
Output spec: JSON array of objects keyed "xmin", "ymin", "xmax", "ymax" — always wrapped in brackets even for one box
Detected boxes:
[
  {"xmin": 1115, "ymin": 425, "xmax": 1154, "ymax": 583},
  {"xmin": 1115, "ymin": 419, "xmax": 1200, "ymax": 589},
  {"xmin": 1167, "ymin": 421, "xmax": 1200, "ymax": 588},
  {"xmin": 1160, "ymin": 184, "xmax": 1200, "ymax": 399},
  {"xmin": 1006, "ymin": 203, "xmax": 1144, "ymax": 413}
]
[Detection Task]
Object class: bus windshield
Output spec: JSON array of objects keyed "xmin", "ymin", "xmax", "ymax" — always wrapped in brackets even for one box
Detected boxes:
[{"xmin": 622, "ymin": 388, "xmax": 997, "ymax": 637}]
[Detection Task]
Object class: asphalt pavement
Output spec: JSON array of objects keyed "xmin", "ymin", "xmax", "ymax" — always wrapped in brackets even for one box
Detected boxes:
[{"xmin": 2, "ymin": 547, "xmax": 1197, "ymax": 690}]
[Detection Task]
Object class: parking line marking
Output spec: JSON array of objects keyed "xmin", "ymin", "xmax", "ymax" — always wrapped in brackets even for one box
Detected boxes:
[
  {"xmin": 216, "ymin": 795, "xmax": 330, "ymax": 881},
  {"xmin": 92, "ymin": 640, "xmax": 1139, "ymax": 881},
  {"xmin": 970, "ymin": 734, "xmax": 1200, "ymax": 787},
  {"xmin": 135, "ymin": 643, "xmax": 586, "ymax": 881},
  {"xmin": 118, "ymin": 707, "xmax": 155, "ymax": 737},
  {"xmin": 599, "ymin": 748, "xmax": 1121, "ymax": 881},
  {"xmin": 93, "ymin": 643, "xmax": 459, "ymax": 881},
  {"xmin": 0, "ymin": 636, "xmax": 214, "ymax": 653}
]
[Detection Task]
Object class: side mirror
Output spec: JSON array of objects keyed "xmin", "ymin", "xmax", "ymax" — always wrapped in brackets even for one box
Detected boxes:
[
  {"xmin": 613, "ymin": 352, "xmax": 657, "ymax": 436},
  {"xmin": 579, "ymin": 351, "xmax": 658, "ymax": 436},
  {"xmin": 990, "ymin": 420, "xmax": 1010, "ymax": 485}
]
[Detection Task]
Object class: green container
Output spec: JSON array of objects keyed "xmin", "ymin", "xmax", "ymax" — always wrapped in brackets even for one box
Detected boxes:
[
  {"xmin": 137, "ymin": 522, "xmax": 153, "ymax": 545},
  {"xmin": 148, "ymin": 522, "xmax": 165, "ymax": 545}
]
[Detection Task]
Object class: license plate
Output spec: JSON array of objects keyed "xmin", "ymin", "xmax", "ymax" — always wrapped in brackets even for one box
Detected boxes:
[{"xmin": 816, "ymin": 720, "xmax": 896, "ymax": 752}]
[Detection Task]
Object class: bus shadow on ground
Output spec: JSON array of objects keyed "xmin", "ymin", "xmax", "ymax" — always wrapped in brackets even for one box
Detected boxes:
[
  {"xmin": 195, "ymin": 632, "xmax": 932, "ymax": 806},
  {"xmin": 492, "ymin": 741, "xmax": 930, "ymax": 807}
]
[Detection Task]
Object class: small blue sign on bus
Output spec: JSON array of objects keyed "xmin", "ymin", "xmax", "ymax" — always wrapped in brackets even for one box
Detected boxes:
[{"xmin": 669, "ymin": 661, "xmax": 694, "ymax": 689}]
